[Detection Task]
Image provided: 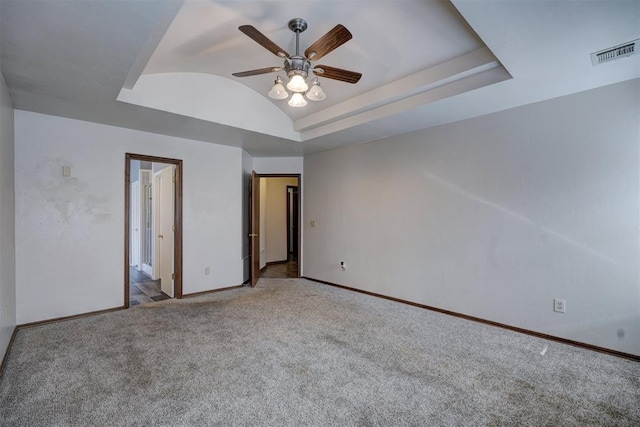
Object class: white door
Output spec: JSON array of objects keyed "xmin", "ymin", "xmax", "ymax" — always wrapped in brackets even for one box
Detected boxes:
[
  {"xmin": 155, "ymin": 165, "xmax": 175, "ymax": 297},
  {"xmin": 130, "ymin": 181, "xmax": 141, "ymax": 268},
  {"xmin": 140, "ymin": 170, "xmax": 153, "ymax": 276}
]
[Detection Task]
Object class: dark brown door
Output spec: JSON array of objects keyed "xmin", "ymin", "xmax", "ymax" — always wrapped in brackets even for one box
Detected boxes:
[
  {"xmin": 293, "ymin": 187, "xmax": 299, "ymax": 258},
  {"xmin": 286, "ymin": 186, "xmax": 299, "ymax": 259},
  {"xmin": 250, "ymin": 171, "xmax": 261, "ymax": 287}
]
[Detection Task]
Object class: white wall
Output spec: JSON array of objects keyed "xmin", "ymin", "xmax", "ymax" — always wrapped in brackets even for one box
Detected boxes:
[
  {"xmin": 253, "ymin": 157, "xmax": 303, "ymax": 175},
  {"xmin": 304, "ymin": 78, "xmax": 640, "ymax": 356},
  {"xmin": 151, "ymin": 162, "xmax": 171, "ymax": 172},
  {"xmin": 0, "ymin": 73, "xmax": 16, "ymax": 358},
  {"xmin": 15, "ymin": 111, "xmax": 244, "ymax": 324},
  {"xmin": 265, "ymin": 177, "xmax": 298, "ymax": 263}
]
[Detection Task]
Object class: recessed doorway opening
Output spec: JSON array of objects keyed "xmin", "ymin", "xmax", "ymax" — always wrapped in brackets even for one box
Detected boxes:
[
  {"xmin": 250, "ymin": 173, "xmax": 301, "ymax": 285},
  {"xmin": 125, "ymin": 153, "xmax": 183, "ymax": 308}
]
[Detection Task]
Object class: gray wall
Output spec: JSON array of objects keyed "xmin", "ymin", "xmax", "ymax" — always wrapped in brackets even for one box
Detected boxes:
[
  {"xmin": 303, "ymin": 78, "xmax": 640, "ymax": 356},
  {"xmin": 0, "ymin": 72, "xmax": 16, "ymax": 359},
  {"xmin": 14, "ymin": 111, "xmax": 243, "ymax": 324}
]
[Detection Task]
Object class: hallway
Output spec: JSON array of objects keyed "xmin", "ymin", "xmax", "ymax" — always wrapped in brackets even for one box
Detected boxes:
[
  {"xmin": 261, "ymin": 257, "xmax": 298, "ymax": 279},
  {"xmin": 129, "ymin": 267, "xmax": 170, "ymax": 306}
]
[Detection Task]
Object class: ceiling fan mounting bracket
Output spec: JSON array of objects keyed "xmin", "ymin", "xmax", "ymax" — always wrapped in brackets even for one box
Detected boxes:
[{"xmin": 288, "ymin": 18, "xmax": 308, "ymax": 34}]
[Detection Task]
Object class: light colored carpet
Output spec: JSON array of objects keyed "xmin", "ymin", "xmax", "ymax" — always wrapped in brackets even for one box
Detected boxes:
[{"xmin": 1, "ymin": 278, "xmax": 638, "ymax": 426}]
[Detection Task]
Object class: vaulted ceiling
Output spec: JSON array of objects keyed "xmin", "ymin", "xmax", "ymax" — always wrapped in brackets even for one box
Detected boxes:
[{"xmin": 1, "ymin": 1, "xmax": 638, "ymax": 156}]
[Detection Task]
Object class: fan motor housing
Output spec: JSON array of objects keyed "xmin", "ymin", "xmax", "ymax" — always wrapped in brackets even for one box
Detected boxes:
[{"xmin": 285, "ymin": 56, "xmax": 311, "ymax": 78}]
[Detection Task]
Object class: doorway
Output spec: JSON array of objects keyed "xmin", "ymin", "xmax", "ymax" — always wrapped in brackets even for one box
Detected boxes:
[
  {"xmin": 250, "ymin": 174, "xmax": 301, "ymax": 285},
  {"xmin": 125, "ymin": 153, "xmax": 183, "ymax": 308}
]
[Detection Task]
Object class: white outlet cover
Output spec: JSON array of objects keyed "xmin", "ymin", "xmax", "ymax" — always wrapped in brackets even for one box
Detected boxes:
[{"xmin": 554, "ymin": 298, "xmax": 566, "ymax": 313}]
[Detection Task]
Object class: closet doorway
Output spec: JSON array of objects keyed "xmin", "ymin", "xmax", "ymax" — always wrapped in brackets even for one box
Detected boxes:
[{"xmin": 125, "ymin": 153, "xmax": 183, "ymax": 308}]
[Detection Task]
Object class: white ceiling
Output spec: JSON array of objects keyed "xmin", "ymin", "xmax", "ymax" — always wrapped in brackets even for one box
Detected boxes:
[
  {"xmin": 1, "ymin": 0, "xmax": 639, "ymax": 157},
  {"xmin": 141, "ymin": 1, "xmax": 487, "ymax": 119}
]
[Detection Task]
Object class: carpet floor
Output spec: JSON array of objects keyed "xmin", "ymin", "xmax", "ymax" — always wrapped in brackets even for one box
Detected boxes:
[{"xmin": 1, "ymin": 278, "xmax": 638, "ymax": 426}]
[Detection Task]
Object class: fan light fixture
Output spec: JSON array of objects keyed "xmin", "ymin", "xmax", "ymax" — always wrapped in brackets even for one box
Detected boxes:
[
  {"xmin": 270, "ymin": 75, "xmax": 325, "ymax": 107},
  {"xmin": 306, "ymin": 78, "xmax": 326, "ymax": 101},
  {"xmin": 288, "ymin": 92, "xmax": 308, "ymax": 108},
  {"xmin": 268, "ymin": 76, "xmax": 288, "ymax": 100},
  {"xmin": 287, "ymin": 74, "xmax": 308, "ymax": 92},
  {"xmin": 233, "ymin": 18, "xmax": 362, "ymax": 108}
]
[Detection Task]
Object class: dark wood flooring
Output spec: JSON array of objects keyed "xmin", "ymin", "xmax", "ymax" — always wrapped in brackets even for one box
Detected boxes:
[
  {"xmin": 261, "ymin": 257, "xmax": 298, "ymax": 278},
  {"xmin": 129, "ymin": 267, "xmax": 170, "ymax": 306}
]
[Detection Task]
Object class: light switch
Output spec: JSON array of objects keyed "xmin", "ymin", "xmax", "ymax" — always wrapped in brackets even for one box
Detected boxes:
[
  {"xmin": 310, "ymin": 220, "xmax": 316, "ymax": 228},
  {"xmin": 62, "ymin": 166, "xmax": 71, "ymax": 177}
]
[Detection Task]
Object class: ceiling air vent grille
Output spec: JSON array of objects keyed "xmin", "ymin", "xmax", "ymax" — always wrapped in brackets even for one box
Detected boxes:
[{"xmin": 591, "ymin": 39, "xmax": 638, "ymax": 66}]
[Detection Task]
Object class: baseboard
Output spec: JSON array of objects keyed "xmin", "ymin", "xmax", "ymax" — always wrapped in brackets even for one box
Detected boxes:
[
  {"xmin": 0, "ymin": 326, "xmax": 19, "ymax": 377},
  {"xmin": 183, "ymin": 284, "xmax": 244, "ymax": 298},
  {"xmin": 303, "ymin": 276, "xmax": 640, "ymax": 362},
  {"xmin": 18, "ymin": 306, "xmax": 125, "ymax": 329},
  {"xmin": 260, "ymin": 266, "xmax": 267, "ymax": 273}
]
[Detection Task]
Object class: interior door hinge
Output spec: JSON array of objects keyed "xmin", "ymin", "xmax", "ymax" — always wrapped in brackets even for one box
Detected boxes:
[
  {"xmin": 171, "ymin": 273, "xmax": 175, "ymax": 280},
  {"xmin": 172, "ymin": 225, "xmax": 175, "ymax": 232}
]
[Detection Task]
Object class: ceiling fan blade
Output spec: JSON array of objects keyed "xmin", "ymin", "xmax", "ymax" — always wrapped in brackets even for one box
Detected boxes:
[
  {"xmin": 232, "ymin": 67, "xmax": 282, "ymax": 77},
  {"xmin": 313, "ymin": 65, "xmax": 362, "ymax": 84},
  {"xmin": 305, "ymin": 24, "xmax": 352, "ymax": 60},
  {"xmin": 239, "ymin": 25, "xmax": 289, "ymax": 58}
]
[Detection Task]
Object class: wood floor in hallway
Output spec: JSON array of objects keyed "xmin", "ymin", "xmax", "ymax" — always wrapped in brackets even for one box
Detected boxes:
[
  {"xmin": 261, "ymin": 257, "xmax": 298, "ymax": 279},
  {"xmin": 129, "ymin": 267, "xmax": 170, "ymax": 306}
]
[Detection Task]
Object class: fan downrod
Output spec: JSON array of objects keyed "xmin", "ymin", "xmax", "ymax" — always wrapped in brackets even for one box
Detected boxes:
[{"xmin": 288, "ymin": 18, "xmax": 307, "ymax": 33}]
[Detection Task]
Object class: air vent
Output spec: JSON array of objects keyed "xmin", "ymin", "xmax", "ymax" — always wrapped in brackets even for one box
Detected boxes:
[{"xmin": 591, "ymin": 39, "xmax": 638, "ymax": 66}]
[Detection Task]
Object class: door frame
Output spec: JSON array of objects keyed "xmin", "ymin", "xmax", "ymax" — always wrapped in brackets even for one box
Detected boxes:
[
  {"xmin": 286, "ymin": 185, "xmax": 299, "ymax": 259},
  {"xmin": 250, "ymin": 173, "xmax": 301, "ymax": 286},
  {"xmin": 124, "ymin": 153, "xmax": 183, "ymax": 308},
  {"xmin": 250, "ymin": 172, "xmax": 260, "ymax": 287}
]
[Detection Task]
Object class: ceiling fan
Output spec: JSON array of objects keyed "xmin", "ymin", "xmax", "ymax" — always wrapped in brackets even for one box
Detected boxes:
[{"xmin": 232, "ymin": 18, "xmax": 362, "ymax": 107}]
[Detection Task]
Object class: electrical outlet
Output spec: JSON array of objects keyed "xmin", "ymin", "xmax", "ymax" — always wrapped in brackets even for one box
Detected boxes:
[
  {"xmin": 340, "ymin": 261, "xmax": 346, "ymax": 270},
  {"xmin": 204, "ymin": 267, "xmax": 210, "ymax": 275},
  {"xmin": 310, "ymin": 220, "xmax": 316, "ymax": 228},
  {"xmin": 554, "ymin": 298, "xmax": 566, "ymax": 313}
]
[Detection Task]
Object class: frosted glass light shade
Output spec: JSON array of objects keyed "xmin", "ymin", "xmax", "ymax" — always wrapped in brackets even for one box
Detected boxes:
[
  {"xmin": 288, "ymin": 92, "xmax": 308, "ymax": 107},
  {"xmin": 306, "ymin": 79, "xmax": 326, "ymax": 101},
  {"xmin": 287, "ymin": 74, "xmax": 308, "ymax": 92},
  {"xmin": 268, "ymin": 76, "xmax": 288, "ymax": 99}
]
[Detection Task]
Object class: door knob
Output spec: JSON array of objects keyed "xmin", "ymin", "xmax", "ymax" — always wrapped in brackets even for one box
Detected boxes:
[
  {"xmin": 158, "ymin": 234, "xmax": 164, "ymax": 238},
  {"xmin": 249, "ymin": 233, "xmax": 258, "ymax": 237}
]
